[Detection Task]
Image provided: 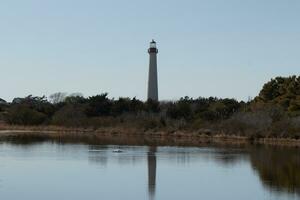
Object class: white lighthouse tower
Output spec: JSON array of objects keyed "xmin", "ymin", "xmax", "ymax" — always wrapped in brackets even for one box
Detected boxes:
[{"xmin": 147, "ymin": 40, "xmax": 159, "ymax": 101}]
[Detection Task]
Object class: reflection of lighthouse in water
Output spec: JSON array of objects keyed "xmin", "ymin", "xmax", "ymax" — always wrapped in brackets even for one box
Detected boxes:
[{"xmin": 147, "ymin": 146, "xmax": 157, "ymax": 200}]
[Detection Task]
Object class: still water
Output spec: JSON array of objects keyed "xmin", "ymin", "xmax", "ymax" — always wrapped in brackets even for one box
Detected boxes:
[{"xmin": 0, "ymin": 142, "xmax": 299, "ymax": 200}]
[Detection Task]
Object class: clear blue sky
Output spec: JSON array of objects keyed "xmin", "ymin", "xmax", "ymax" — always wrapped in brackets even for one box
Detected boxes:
[{"xmin": 1, "ymin": 0, "xmax": 299, "ymax": 102}]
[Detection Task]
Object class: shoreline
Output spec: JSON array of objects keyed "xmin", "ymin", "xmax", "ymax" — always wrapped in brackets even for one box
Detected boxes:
[{"xmin": 0, "ymin": 125, "xmax": 299, "ymax": 147}]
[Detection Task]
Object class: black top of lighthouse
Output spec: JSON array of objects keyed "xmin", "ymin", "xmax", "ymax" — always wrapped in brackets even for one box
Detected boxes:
[{"xmin": 148, "ymin": 40, "xmax": 158, "ymax": 54}]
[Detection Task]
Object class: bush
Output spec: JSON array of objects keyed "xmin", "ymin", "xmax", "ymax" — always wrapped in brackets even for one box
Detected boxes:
[
  {"xmin": 51, "ymin": 105, "xmax": 87, "ymax": 127},
  {"xmin": 220, "ymin": 111, "xmax": 272, "ymax": 136},
  {"xmin": 166, "ymin": 101, "xmax": 191, "ymax": 120},
  {"xmin": 6, "ymin": 105, "xmax": 47, "ymax": 125},
  {"xmin": 85, "ymin": 93, "xmax": 112, "ymax": 117}
]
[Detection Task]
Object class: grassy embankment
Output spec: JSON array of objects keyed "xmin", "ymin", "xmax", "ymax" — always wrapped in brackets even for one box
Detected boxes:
[{"xmin": 0, "ymin": 122, "xmax": 299, "ymax": 147}]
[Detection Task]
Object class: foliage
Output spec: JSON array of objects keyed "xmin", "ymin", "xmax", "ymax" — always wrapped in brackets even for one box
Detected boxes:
[
  {"xmin": 255, "ymin": 76, "xmax": 300, "ymax": 116},
  {"xmin": 166, "ymin": 97, "xmax": 192, "ymax": 120},
  {"xmin": 166, "ymin": 97, "xmax": 240, "ymax": 121},
  {"xmin": 85, "ymin": 93, "xmax": 112, "ymax": 117},
  {"xmin": 6, "ymin": 105, "xmax": 47, "ymax": 125},
  {"xmin": 51, "ymin": 104, "xmax": 87, "ymax": 127},
  {"xmin": 1, "ymin": 75, "xmax": 299, "ymax": 138}
]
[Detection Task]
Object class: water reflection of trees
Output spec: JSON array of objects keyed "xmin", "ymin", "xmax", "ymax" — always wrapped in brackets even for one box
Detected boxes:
[
  {"xmin": 212, "ymin": 148, "xmax": 249, "ymax": 166},
  {"xmin": 6, "ymin": 139, "xmax": 300, "ymax": 197},
  {"xmin": 198, "ymin": 146, "xmax": 300, "ymax": 195},
  {"xmin": 249, "ymin": 146, "xmax": 300, "ymax": 194},
  {"xmin": 87, "ymin": 144, "xmax": 300, "ymax": 196},
  {"xmin": 212, "ymin": 146, "xmax": 300, "ymax": 195}
]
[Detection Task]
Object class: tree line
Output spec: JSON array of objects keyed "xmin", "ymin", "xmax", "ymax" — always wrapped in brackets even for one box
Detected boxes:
[
  {"xmin": 0, "ymin": 93, "xmax": 242, "ymax": 125},
  {"xmin": 0, "ymin": 76, "xmax": 299, "ymax": 138}
]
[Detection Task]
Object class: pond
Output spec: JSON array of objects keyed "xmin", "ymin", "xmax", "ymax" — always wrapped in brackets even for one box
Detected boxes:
[{"xmin": 0, "ymin": 141, "xmax": 299, "ymax": 200}]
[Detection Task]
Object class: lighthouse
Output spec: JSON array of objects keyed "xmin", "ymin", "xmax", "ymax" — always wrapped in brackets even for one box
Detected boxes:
[{"xmin": 147, "ymin": 40, "xmax": 159, "ymax": 101}]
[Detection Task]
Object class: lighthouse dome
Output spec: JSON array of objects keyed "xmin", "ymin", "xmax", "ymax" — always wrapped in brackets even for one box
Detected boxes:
[{"xmin": 150, "ymin": 40, "xmax": 156, "ymax": 48}]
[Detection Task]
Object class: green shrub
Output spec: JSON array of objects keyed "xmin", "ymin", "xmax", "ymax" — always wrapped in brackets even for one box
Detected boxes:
[
  {"xmin": 51, "ymin": 105, "xmax": 87, "ymax": 127},
  {"xmin": 6, "ymin": 105, "xmax": 47, "ymax": 125}
]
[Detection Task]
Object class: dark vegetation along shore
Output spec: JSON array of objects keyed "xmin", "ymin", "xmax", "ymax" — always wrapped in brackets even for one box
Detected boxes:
[{"xmin": 0, "ymin": 76, "xmax": 299, "ymax": 144}]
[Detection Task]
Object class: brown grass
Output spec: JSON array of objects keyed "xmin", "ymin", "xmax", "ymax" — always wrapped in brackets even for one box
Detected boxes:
[{"xmin": 0, "ymin": 123, "xmax": 300, "ymax": 147}]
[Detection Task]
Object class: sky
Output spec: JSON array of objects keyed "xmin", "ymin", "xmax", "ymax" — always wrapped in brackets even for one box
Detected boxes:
[{"xmin": 0, "ymin": 0, "xmax": 299, "ymax": 102}]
